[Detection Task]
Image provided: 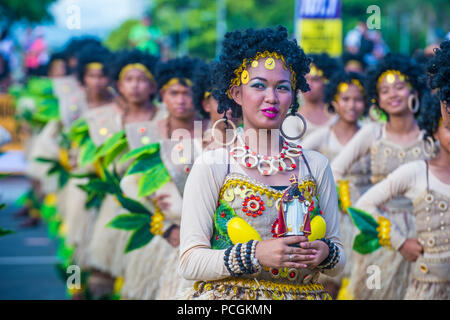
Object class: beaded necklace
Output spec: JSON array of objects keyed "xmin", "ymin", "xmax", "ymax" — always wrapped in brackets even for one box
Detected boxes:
[{"xmin": 230, "ymin": 131, "xmax": 303, "ymax": 176}]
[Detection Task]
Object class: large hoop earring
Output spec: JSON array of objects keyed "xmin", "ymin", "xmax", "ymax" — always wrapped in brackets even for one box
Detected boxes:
[
  {"xmin": 423, "ymin": 136, "xmax": 435, "ymax": 158},
  {"xmin": 211, "ymin": 118, "xmax": 237, "ymax": 146},
  {"xmin": 280, "ymin": 112, "xmax": 307, "ymax": 141},
  {"xmin": 369, "ymin": 104, "xmax": 381, "ymax": 121},
  {"xmin": 408, "ymin": 94, "xmax": 420, "ymax": 114}
]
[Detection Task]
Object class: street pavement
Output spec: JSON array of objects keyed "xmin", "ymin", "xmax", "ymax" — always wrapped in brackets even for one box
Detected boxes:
[{"xmin": 0, "ymin": 176, "xmax": 67, "ymax": 300}]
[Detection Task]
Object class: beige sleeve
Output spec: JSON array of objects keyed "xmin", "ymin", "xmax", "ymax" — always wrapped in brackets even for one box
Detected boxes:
[
  {"xmin": 178, "ymin": 150, "xmax": 230, "ymax": 281},
  {"xmin": 301, "ymin": 127, "xmax": 328, "ymax": 152},
  {"xmin": 306, "ymin": 151, "xmax": 346, "ymax": 277},
  {"xmin": 331, "ymin": 123, "xmax": 379, "ymax": 181},
  {"xmin": 354, "ymin": 163, "xmax": 417, "ymax": 250}
]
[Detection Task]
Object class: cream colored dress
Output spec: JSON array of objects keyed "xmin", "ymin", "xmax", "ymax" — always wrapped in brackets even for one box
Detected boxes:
[
  {"xmin": 86, "ymin": 107, "xmax": 167, "ymax": 277},
  {"xmin": 331, "ymin": 122, "xmax": 432, "ymax": 299},
  {"xmin": 303, "ymin": 126, "xmax": 370, "ymax": 287},
  {"xmin": 355, "ymin": 160, "xmax": 450, "ymax": 299},
  {"xmin": 119, "ymin": 120, "xmax": 201, "ymax": 300},
  {"xmin": 178, "ymin": 147, "xmax": 346, "ymax": 300}
]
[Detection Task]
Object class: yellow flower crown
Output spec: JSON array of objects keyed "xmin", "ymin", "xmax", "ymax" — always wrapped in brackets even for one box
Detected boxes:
[{"xmin": 227, "ymin": 51, "xmax": 297, "ymax": 99}]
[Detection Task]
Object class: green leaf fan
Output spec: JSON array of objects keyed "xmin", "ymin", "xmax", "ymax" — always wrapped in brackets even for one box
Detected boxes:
[{"xmin": 347, "ymin": 206, "xmax": 381, "ymax": 254}]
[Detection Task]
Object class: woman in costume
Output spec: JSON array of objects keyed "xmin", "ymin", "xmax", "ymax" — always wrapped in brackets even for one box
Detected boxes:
[
  {"xmin": 86, "ymin": 49, "xmax": 164, "ymax": 298},
  {"xmin": 59, "ymin": 43, "xmax": 119, "ymax": 297},
  {"xmin": 302, "ymin": 70, "xmax": 369, "ymax": 299},
  {"xmin": 178, "ymin": 26, "xmax": 345, "ymax": 300},
  {"xmin": 353, "ymin": 94, "xmax": 449, "ymax": 299},
  {"xmin": 118, "ymin": 56, "xmax": 201, "ymax": 299},
  {"xmin": 331, "ymin": 53, "xmax": 432, "ymax": 300}
]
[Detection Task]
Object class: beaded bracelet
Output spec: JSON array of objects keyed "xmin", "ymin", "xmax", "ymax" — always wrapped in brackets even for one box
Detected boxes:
[
  {"xmin": 318, "ymin": 238, "xmax": 340, "ymax": 270},
  {"xmin": 224, "ymin": 246, "xmax": 239, "ymax": 276},
  {"xmin": 223, "ymin": 240, "xmax": 261, "ymax": 276}
]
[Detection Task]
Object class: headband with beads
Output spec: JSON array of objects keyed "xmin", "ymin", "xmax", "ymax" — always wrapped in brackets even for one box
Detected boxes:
[
  {"xmin": 85, "ymin": 62, "xmax": 103, "ymax": 71},
  {"xmin": 377, "ymin": 69, "xmax": 412, "ymax": 91},
  {"xmin": 119, "ymin": 63, "xmax": 156, "ymax": 85},
  {"xmin": 308, "ymin": 63, "xmax": 328, "ymax": 84},
  {"xmin": 227, "ymin": 51, "xmax": 297, "ymax": 99},
  {"xmin": 161, "ymin": 77, "xmax": 193, "ymax": 91},
  {"xmin": 334, "ymin": 79, "xmax": 365, "ymax": 101}
]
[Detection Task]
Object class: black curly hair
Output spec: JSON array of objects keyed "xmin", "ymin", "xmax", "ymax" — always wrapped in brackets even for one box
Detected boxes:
[
  {"xmin": 417, "ymin": 93, "xmax": 442, "ymax": 141},
  {"xmin": 155, "ymin": 56, "xmax": 199, "ymax": 94},
  {"xmin": 212, "ymin": 25, "xmax": 311, "ymax": 118},
  {"xmin": 308, "ymin": 52, "xmax": 341, "ymax": 80},
  {"xmin": 192, "ymin": 60, "xmax": 215, "ymax": 119},
  {"xmin": 76, "ymin": 44, "xmax": 112, "ymax": 84},
  {"xmin": 46, "ymin": 51, "xmax": 68, "ymax": 76},
  {"xmin": 64, "ymin": 36, "xmax": 102, "ymax": 59},
  {"xmin": 342, "ymin": 51, "xmax": 366, "ymax": 72},
  {"xmin": 111, "ymin": 49, "xmax": 158, "ymax": 82},
  {"xmin": 427, "ymin": 40, "xmax": 450, "ymax": 110},
  {"xmin": 324, "ymin": 70, "xmax": 367, "ymax": 114},
  {"xmin": 365, "ymin": 53, "xmax": 429, "ymax": 117}
]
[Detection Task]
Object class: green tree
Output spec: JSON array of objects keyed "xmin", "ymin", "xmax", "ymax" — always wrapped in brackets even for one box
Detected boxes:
[
  {"xmin": 104, "ymin": 19, "xmax": 141, "ymax": 51},
  {"xmin": 0, "ymin": 0, "xmax": 57, "ymax": 37}
]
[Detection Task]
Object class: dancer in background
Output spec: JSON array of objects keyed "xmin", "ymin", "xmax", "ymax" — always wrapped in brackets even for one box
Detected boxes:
[
  {"xmin": 119, "ymin": 56, "xmax": 200, "ymax": 299},
  {"xmin": 332, "ymin": 53, "xmax": 432, "ymax": 299},
  {"xmin": 354, "ymin": 94, "xmax": 449, "ymax": 299},
  {"xmin": 302, "ymin": 70, "xmax": 369, "ymax": 299}
]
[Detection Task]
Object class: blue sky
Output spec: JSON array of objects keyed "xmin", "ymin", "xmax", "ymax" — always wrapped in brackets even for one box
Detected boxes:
[{"xmin": 40, "ymin": 0, "xmax": 148, "ymax": 49}]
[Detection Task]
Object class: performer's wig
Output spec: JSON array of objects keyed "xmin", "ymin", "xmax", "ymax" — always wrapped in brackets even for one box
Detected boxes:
[{"xmin": 212, "ymin": 25, "xmax": 311, "ymax": 118}]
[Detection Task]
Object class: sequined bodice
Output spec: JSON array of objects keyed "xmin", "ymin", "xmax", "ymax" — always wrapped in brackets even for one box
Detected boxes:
[{"xmin": 211, "ymin": 173, "xmax": 321, "ymax": 285}]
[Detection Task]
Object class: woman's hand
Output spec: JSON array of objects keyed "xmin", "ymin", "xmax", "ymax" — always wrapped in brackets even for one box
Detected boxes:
[
  {"xmin": 255, "ymin": 236, "xmax": 318, "ymax": 269},
  {"xmin": 299, "ymin": 239, "xmax": 330, "ymax": 269},
  {"xmin": 399, "ymin": 238, "xmax": 423, "ymax": 262},
  {"xmin": 154, "ymin": 194, "xmax": 171, "ymax": 211}
]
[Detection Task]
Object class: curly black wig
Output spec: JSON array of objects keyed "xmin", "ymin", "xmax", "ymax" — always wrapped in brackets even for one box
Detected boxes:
[
  {"xmin": 64, "ymin": 36, "xmax": 102, "ymax": 59},
  {"xmin": 427, "ymin": 40, "xmax": 450, "ymax": 108},
  {"xmin": 324, "ymin": 70, "xmax": 367, "ymax": 114},
  {"xmin": 365, "ymin": 53, "xmax": 429, "ymax": 117},
  {"xmin": 46, "ymin": 51, "xmax": 68, "ymax": 75},
  {"xmin": 417, "ymin": 93, "xmax": 442, "ymax": 141},
  {"xmin": 342, "ymin": 51, "xmax": 366, "ymax": 72},
  {"xmin": 212, "ymin": 25, "xmax": 311, "ymax": 118},
  {"xmin": 76, "ymin": 44, "xmax": 112, "ymax": 84},
  {"xmin": 308, "ymin": 53, "xmax": 341, "ymax": 81},
  {"xmin": 110, "ymin": 49, "xmax": 159, "ymax": 83},
  {"xmin": 192, "ymin": 60, "xmax": 215, "ymax": 119},
  {"xmin": 155, "ymin": 56, "xmax": 199, "ymax": 93}
]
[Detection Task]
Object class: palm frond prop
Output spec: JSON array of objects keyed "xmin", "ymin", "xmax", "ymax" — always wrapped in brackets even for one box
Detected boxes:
[
  {"xmin": 106, "ymin": 142, "xmax": 175, "ymax": 253},
  {"xmin": 119, "ymin": 142, "xmax": 171, "ymax": 197}
]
